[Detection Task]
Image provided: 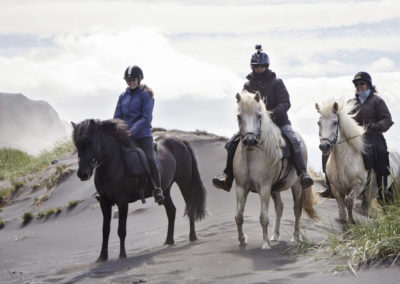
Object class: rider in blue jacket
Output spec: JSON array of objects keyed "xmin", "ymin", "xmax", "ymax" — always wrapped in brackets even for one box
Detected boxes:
[{"xmin": 114, "ymin": 65, "xmax": 165, "ymax": 204}]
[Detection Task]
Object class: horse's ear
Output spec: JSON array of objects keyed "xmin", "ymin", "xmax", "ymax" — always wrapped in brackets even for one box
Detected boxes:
[
  {"xmin": 71, "ymin": 121, "xmax": 77, "ymax": 129},
  {"xmin": 88, "ymin": 119, "xmax": 97, "ymax": 131},
  {"xmin": 333, "ymin": 102, "xmax": 338, "ymax": 114},
  {"xmin": 254, "ymin": 91, "xmax": 261, "ymax": 102},
  {"xmin": 236, "ymin": 93, "xmax": 241, "ymax": 103},
  {"xmin": 315, "ymin": 103, "xmax": 321, "ymax": 113}
]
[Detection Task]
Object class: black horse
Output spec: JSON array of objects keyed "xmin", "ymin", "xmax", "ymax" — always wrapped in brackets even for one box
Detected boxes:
[{"xmin": 71, "ymin": 119, "xmax": 206, "ymax": 262}]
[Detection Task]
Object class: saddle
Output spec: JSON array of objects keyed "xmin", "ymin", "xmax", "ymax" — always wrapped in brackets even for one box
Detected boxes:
[{"xmin": 121, "ymin": 145, "xmax": 154, "ymax": 203}]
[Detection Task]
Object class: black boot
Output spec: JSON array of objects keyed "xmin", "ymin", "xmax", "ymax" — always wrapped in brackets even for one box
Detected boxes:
[
  {"xmin": 299, "ymin": 172, "xmax": 314, "ymax": 189},
  {"xmin": 153, "ymin": 188, "xmax": 165, "ymax": 205},
  {"xmin": 319, "ymin": 174, "xmax": 334, "ymax": 198},
  {"xmin": 212, "ymin": 175, "xmax": 233, "ymax": 192}
]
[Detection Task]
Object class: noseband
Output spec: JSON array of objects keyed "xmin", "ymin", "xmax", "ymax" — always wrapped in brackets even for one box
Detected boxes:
[{"xmin": 239, "ymin": 116, "xmax": 264, "ymax": 147}]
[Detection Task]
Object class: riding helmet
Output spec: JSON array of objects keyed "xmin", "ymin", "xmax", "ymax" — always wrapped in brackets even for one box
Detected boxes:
[
  {"xmin": 352, "ymin": 71, "xmax": 372, "ymax": 88},
  {"xmin": 124, "ymin": 65, "xmax": 144, "ymax": 81},
  {"xmin": 250, "ymin": 44, "xmax": 270, "ymax": 67}
]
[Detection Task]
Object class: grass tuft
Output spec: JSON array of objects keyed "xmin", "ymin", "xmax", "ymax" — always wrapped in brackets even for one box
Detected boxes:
[
  {"xmin": 0, "ymin": 218, "xmax": 4, "ymax": 229},
  {"xmin": 21, "ymin": 212, "xmax": 33, "ymax": 226},
  {"xmin": 67, "ymin": 200, "xmax": 79, "ymax": 209},
  {"xmin": 0, "ymin": 139, "xmax": 74, "ymax": 181}
]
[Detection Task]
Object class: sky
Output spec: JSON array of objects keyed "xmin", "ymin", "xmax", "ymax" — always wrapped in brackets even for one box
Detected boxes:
[{"xmin": 1, "ymin": 0, "xmax": 400, "ymax": 171}]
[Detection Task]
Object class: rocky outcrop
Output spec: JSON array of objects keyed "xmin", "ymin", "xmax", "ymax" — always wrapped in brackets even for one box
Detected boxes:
[{"xmin": 0, "ymin": 93, "xmax": 69, "ymax": 155}]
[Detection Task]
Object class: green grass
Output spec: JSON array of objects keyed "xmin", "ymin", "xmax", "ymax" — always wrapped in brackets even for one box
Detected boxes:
[
  {"xmin": 55, "ymin": 207, "xmax": 62, "ymax": 214},
  {"xmin": 37, "ymin": 211, "xmax": 45, "ymax": 219},
  {"xmin": 319, "ymin": 192, "xmax": 400, "ymax": 268},
  {"xmin": 21, "ymin": 212, "xmax": 33, "ymax": 226},
  {"xmin": 0, "ymin": 139, "xmax": 74, "ymax": 181},
  {"xmin": 0, "ymin": 218, "xmax": 4, "ymax": 229},
  {"xmin": 67, "ymin": 200, "xmax": 79, "ymax": 209}
]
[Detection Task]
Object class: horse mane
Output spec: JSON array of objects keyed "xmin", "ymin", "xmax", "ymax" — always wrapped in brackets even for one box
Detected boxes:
[
  {"xmin": 73, "ymin": 118, "xmax": 133, "ymax": 148},
  {"xmin": 239, "ymin": 89, "xmax": 284, "ymax": 162},
  {"xmin": 318, "ymin": 98, "xmax": 365, "ymax": 153},
  {"xmin": 100, "ymin": 119, "xmax": 134, "ymax": 147}
]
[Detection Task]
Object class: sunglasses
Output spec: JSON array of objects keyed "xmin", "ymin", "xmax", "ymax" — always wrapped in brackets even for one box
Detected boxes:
[
  {"xmin": 354, "ymin": 82, "xmax": 367, "ymax": 87},
  {"xmin": 125, "ymin": 78, "xmax": 138, "ymax": 82}
]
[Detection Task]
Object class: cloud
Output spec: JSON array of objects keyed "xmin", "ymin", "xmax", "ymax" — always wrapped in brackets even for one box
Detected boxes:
[{"xmin": 368, "ymin": 57, "xmax": 397, "ymax": 72}]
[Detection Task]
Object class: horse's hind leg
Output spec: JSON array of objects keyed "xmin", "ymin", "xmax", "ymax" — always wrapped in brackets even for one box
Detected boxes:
[
  {"xmin": 235, "ymin": 185, "xmax": 249, "ymax": 248},
  {"xmin": 117, "ymin": 202, "xmax": 128, "ymax": 258},
  {"xmin": 163, "ymin": 187, "xmax": 176, "ymax": 245},
  {"xmin": 291, "ymin": 182, "xmax": 302, "ymax": 242},
  {"xmin": 270, "ymin": 191, "xmax": 283, "ymax": 241},
  {"xmin": 97, "ymin": 197, "xmax": 112, "ymax": 262}
]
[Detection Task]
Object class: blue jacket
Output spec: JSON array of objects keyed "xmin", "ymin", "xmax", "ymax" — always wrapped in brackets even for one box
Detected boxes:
[{"xmin": 114, "ymin": 86, "xmax": 154, "ymax": 139}]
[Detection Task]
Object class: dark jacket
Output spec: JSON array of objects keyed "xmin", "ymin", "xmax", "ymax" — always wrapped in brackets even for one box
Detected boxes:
[
  {"xmin": 114, "ymin": 85, "xmax": 154, "ymax": 138},
  {"xmin": 244, "ymin": 70, "xmax": 291, "ymax": 127},
  {"xmin": 351, "ymin": 91, "xmax": 393, "ymax": 133}
]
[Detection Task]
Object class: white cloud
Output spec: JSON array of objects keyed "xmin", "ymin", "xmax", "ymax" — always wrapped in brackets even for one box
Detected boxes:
[{"xmin": 368, "ymin": 57, "xmax": 397, "ymax": 72}]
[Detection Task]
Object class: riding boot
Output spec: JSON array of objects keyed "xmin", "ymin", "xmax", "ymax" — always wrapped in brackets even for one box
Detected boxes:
[
  {"xmin": 377, "ymin": 174, "xmax": 392, "ymax": 204},
  {"xmin": 152, "ymin": 188, "xmax": 165, "ymax": 205},
  {"xmin": 319, "ymin": 154, "xmax": 334, "ymax": 198},
  {"xmin": 319, "ymin": 174, "xmax": 334, "ymax": 198},
  {"xmin": 212, "ymin": 134, "xmax": 239, "ymax": 192}
]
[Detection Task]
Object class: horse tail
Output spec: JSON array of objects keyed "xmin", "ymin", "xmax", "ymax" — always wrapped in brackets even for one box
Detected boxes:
[
  {"xmin": 301, "ymin": 185, "xmax": 319, "ymax": 221},
  {"xmin": 182, "ymin": 141, "xmax": 207, "ymax": 222}
]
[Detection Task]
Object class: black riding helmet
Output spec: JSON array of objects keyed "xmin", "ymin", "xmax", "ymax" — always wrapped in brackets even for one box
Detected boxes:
[
  {"xmin": 124, "ymin": 65, "xmax": 144, "ymax": 81},
  {"xmin": 352, "ymin": 71, "xmax": 372, "ymax": 88},
  {"xmin": 250, "ymin": 44, "xmax": 270, "ymax": 67}
]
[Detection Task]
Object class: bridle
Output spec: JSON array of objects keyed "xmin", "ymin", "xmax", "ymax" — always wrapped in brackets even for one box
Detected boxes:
[
  {"xmin": 239, "ymin": 114, "xmax": 264, "ymax": 149},
  {"xmin": 320, "ymin": 114, "xmax": 362, "ymax": 149}
]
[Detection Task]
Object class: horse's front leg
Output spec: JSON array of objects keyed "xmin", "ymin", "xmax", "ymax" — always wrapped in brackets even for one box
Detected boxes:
[
  {"xmin": 117, "ymin": 202, "xmax": 128, "ymax": 259},
  {"xmin": 260, "ymin": 186, "xmax": 272, "ymax": 249},
  {"xmin": 333, "ymin": 187, "xmax": 348, "ymax": 231},
  {"xmin": 345, "ymin": 185, "xmax": 365, "ymax": 224},
  {"xmin": 270, "ymin": 191, "xmax": 283, "ymax": 241},
  {"xmin": 97, "ymin": 197, "xmax": 112, "ymax": 262},
  {"xmin": 235, "ymin": 185, "xmax": 249, "ymax": 248}
]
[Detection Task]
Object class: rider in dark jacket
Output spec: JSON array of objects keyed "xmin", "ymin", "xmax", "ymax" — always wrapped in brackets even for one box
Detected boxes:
[
  {"xmin": 114, "ymin": 65, "xmax": 165, "ymax": 205},
  {"xmin": 320, "ymin": 71, "xmax": 394, "ymax": 201},
  {"xmin": 212, "ymin": 45, "xmax": 314, "ymax": 191}
]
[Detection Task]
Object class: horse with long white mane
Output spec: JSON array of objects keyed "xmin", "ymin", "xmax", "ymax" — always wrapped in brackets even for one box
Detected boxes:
[
  {"xmin": 316, "ymin": 99, "xmax": 400, "ymax": 227},
  {"xmin": 233, "ymin": 89, "xmax": 318, "ymax": 249}
]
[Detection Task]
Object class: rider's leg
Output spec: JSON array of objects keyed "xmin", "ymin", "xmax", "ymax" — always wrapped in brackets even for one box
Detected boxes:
[
  {"xmin": 135, "ymin": 137, "xmax": 165, "ymax": 205},
  {"xmin": 319, "ymin": 154, "xmax": 334, "ymax": 198},
  {"xmin": 280, "ymin": 125, "xmax": 314, "ymax": 190},
  {"xmin": 212, "ymin": 133, "xmax": 240, "ymax": 192},
  {"xmin": 374, "ymin": 134, "xmax": 391, "ymax": 202}
]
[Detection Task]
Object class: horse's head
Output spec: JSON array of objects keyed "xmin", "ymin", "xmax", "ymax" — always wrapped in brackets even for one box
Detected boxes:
[
  {"xmin": 236, "ymin": 90, "xmax": 266, "ymax": 149},
  {"xmin": 71, "ymin": 119, "xmax": 101, "ymax": 181},
  {"xmin": 315, "ymin": 102, "xmax": 340, "ymax": 155}
]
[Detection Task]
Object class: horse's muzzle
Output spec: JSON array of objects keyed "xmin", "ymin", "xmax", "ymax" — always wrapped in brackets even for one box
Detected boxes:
[
  {"xmin": 77, "ymin": 167, "xmax": 93, "ymax": 181},
  {"xmin": 319, "ymin": 141, "xmax": 332, "ymax": 154},
  {"xmin": 243, "ymin": 134, "xmax": 258, "ymax": 148}
]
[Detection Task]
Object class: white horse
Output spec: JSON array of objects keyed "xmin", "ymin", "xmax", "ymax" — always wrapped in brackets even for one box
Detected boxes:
[
  {"xmin": 233, "ymin": 90, "xmax": 318, "ymax": 250},
  {"xmin": 316, "ymin": 99, "xmax": 400, "ymax": 226}
]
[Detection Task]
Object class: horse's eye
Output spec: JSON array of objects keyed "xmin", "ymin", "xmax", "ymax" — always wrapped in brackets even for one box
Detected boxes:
[
  {"xmin": 257, "ymin": 113, "xmax": 261, "ymax": 119},
  {"xmin": 317, "ymin": 121, "xmax": 321, "ymax": 126},
  {"xmin": 333, "ymin": 121, "xmax": 338, "ymax": 126},
  {"xmin": 237, "ymin": 115, "xmax": 241, "ymax": 121}
]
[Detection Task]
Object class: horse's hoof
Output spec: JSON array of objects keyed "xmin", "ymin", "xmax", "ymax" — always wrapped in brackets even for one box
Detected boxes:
[
  {"xmin": 239, "ymin": 234, "xmax": 247, "ymax": 248},
  {"xmin": 96, "ymin": 256, "xmax": 108, "ymax": 263},
  {"xmin": 290, "ymin": 235, "xmax": 299, "ymax": 242},
  {"xmin": 189, "ymin": 236, "xmax": 198, "ymax": 242},
  {"xmin": 270, "ymin": 233, "xmax": 279, "ymax": 241},
  {"xmin": 164, "ymin": 240, "xmax": 175, "ymax": 245},
  {"xmin": 262, "ymin": 242, "xmax": 271, "ymax": 249},
  {"xmin": 119, "ymin": 253, "xmax": 127, "ymax": 259}
]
